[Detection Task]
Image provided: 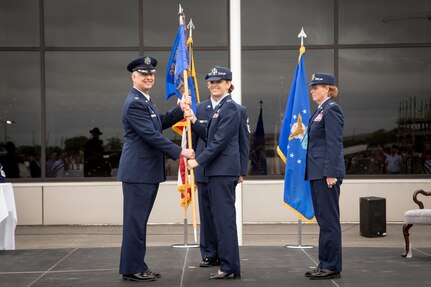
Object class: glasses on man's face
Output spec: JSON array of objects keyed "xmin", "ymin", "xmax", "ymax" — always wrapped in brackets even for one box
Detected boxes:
[{"xmin": 137, "ymin": 71, "xmax": 155, "ymax": 77}]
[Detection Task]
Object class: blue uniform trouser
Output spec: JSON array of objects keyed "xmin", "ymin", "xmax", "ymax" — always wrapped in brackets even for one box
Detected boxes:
[
  {"xmin": 208, "ymin": 176, "xmax": 240, "ymax": 274},
  {"xmin": 310, "ymin": 179, "xmax": 342, "ymax": 273},
  {"xmin": 197, "ymin": 182, "xmax": 218, "ymax": 260},
  {"xmin": 119, "ymin": 182, "xmax": 158, "ymax": 275}
]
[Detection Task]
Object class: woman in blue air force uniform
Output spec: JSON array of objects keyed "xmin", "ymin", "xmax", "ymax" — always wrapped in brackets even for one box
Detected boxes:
[
  {"xmin": 192, "ymin": 74, "xmax": 250, "ymax": 269},
  {"xmin": 187, "ymin": 66, "xmax": 243, "ymax": 280},
  {"xmin": 304, "ymin": 72, "xmax": 345, "ymax": 280}
]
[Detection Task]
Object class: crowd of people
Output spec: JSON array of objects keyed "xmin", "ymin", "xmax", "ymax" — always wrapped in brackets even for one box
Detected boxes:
[
  {"xmin": 0, "ymin": 128, "xmax": 114, "ymax": 179},
  {"xmin": 345, "ymin": 144, "xmax": 431, "ymax": 175}
]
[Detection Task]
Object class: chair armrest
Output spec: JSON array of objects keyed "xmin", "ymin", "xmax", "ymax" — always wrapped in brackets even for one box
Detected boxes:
[{"xmin": 413, "ymin": 190, "xmax": 431, "ymax": 209}]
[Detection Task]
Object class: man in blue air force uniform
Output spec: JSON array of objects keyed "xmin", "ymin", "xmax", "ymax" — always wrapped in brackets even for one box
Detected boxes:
[
  {"xmin": 187, "ymin": 66, "xmax": 243, "ymax": 280},
  {"xmin": 117, "ymin": 56, "xmax": 194, "ymax": 282},
  {"xmin": 305, "ymin": 72, "xmax": 345, "ymax": 280},
  {"xmin": 192, "ymin": 67, "xmax": 250, "ymax": 269}
]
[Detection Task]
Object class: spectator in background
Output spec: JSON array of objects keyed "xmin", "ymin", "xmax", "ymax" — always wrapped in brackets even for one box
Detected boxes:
[
  {"xmin": 0, "ymin": 141, "xmax": 20, "ymax": 178},
  {"xmin": 385, "ymin": 144, "xmax": 402, "ymax": 174},
  {"xmin": 84, "ymin": 127, "xmax": 109, "ymax": 177},
  {"xmin": 46, "ymin": 152, "xmax": 65, "ymax": 177},
  {"xmin": 26, "ymin": 153, "xmax": 41, "ymax": 178}
]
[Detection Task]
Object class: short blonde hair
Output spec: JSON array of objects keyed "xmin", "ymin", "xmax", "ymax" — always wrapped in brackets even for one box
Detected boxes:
[{"xmin": 326, "ymin": 85, "xmax": 339, "ymax": 98}]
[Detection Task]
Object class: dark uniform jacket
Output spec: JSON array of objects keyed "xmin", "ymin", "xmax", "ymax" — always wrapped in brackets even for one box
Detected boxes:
[
  {"xmin": 193, "ymin": 98, "xmax": 250, "ymax": 182},
  {"xmin": 305, "ymin": 98, "xmax": 345, "ymax": 181},
  {"xmin": 118, "ymin": 88, "xmax": 182, "ymax": 183},
  {"xmin": 192, "ymin": 95, "xmax": 241, "ymax": 177}
]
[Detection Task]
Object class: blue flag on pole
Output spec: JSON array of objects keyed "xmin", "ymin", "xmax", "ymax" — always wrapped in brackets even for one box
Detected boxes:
[
  {"xmin": 166, "ymin": 23, "xmax": 197, "ymax": 112},
  {"xmin": 166, "ymin": 18, "xmax": 200, "ymax": 208},
  {"xmin": 276, "ymin": 48, "xmax": 315, "ymax": 222}
]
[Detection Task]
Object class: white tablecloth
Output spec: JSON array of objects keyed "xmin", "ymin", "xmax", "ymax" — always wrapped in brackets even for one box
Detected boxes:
[{"xmin": 0, "ymin": 183, "xmax": 17, "ymax": 250}]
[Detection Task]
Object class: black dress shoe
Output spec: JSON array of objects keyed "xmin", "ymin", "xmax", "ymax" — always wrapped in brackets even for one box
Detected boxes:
[
  {"xmin": 146, "ymin": 270, "xmax": 161, "ymax": 278},
  {"xmin": 209, "ymin": 271, "xmax": 241, "ymax": 280},
  {"xmin": 304, "ymin": 267, "xmax": 321, "ymax": 277},
  {"xmin": 200, "ymin": 257, "xmax": 220, "ymax": 267},
  {"xmin": 308, "ymin": 269, "xmax": 341, "ymax": 280},
  {"xmin": 122, "ymin": 271, "xmax": 157, "ymax": 281}
]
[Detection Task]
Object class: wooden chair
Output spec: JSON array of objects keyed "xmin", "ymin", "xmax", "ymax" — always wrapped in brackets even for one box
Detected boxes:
[{"xmin": 401, "ymin": 190, "xmax": 431, "ymax": 257}]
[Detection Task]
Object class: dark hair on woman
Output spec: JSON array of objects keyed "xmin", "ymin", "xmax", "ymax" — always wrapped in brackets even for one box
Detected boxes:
[{"xmin": 228, "ymin": 83, "xmax": 235, "ymax": 93}]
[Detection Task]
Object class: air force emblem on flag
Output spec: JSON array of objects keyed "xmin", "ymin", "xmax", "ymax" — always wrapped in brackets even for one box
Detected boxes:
[{"xmin": 288, "ymin": 114, "xmax": 307, "ymax": 140}]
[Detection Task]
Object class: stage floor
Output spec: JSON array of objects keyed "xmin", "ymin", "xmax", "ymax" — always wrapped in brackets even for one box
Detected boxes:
[{"xmin": 1, "ymin": 246, "xmax": 431, "ymax": 287}]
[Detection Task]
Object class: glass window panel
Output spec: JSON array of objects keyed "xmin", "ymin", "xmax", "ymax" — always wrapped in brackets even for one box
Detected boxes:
[
  {"xmin": 339, "ymin": 48, "xmax": 431, "ymax": 174},
  {"xmin": 0, "ymin": 52, "xmax": 41, "ymax": 178},
  {"xmin": 339, "ymin": 0, "xmax": 431, "ymax": 44},
  {"xmin": 45, "ymin": 50, "xmax": 228, "ymax": 178},
  {"xmin": 45, "ymin": 51, "xmax": 137, "ymax": 178},
  {"xmin": 44, "ymin": 0, "xmax": 139, "ymax": 47},
  {"xmin": 0, "ymin": 0, "xmax": 39, "ymax": 46},
  {"xmin": 242, "ymin": 0, "xmax": 334, "ymax": 46},
  {"xmin": 242, "ymin": 49, "xmax": 334, "ymax": 175},
  {"xmin": 143, "ymin": 0, "xmax": 228, "ymax": 47}
]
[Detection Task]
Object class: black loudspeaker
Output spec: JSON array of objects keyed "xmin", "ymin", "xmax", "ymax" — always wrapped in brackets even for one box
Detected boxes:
[{"xmin": 360, "ymin": 197, "xmax": 386, "ymax": 237}]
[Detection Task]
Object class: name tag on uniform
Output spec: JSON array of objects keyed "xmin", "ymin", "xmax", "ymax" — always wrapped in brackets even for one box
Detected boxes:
[
  {"xmin": 199, "ymin": 120, "xmax": 208, "ymax": 123},
  {"xmin": 151, "ymin": 114, "xmax": 157, "ymax": 118},
  {"xmin": 313, "ymin": 113, "xmax": 323, "ymax": 122}
]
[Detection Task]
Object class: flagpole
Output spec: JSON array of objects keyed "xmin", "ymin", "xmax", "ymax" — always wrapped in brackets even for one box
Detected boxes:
[
  {"xmin": 171, "ymin": 4, "xmax": 199, "ymax": 248},
  {"xmin": 186, "ymin": 18, "xmax": 198, "ymax": 243},
  {"xmin": 179, "ymin": 5, "xmax": 198, "ymax": 243},
  {"xmin": 285, "ymin": 27, "xmax": 314, "ymax": 250},
  {"xmin": 187, "ymin": 18, "xmax": 200, "ymax": 103}
]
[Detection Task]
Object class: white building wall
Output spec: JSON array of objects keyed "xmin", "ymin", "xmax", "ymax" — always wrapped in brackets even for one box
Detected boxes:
[{"xmin": 12, "ymin": 179, "xmax": 431, "ymax": 225}]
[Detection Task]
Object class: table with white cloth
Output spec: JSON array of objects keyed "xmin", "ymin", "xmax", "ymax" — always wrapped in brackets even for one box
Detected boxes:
[{"xmin": 0, "ymin": 183, "xmax": 17, "ymax": 250}]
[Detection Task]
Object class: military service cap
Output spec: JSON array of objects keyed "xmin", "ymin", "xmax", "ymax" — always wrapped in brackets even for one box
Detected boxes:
[
  {"xmin": 307, "ymin": 72, "xmax": 336, "ymax": 86},
  {"xmin": 205, "ymin": 66, "xmax": 232, "ymax": 82},
  {"xmin": 127, "ymin": 56, "xmax": 157, "ymax": 74}
]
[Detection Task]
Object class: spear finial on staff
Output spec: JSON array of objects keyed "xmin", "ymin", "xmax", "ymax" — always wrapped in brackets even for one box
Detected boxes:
[
  {"xmin": 298, "ymin": 27, "xmax": 307, "ymax": 47},
  {"xmin": 187, "ymin": 18, "xmax": 195, "ymax": 38},
  {"xmin": 297, "ymin": 27, "xmax": 307, "ymax": 62},
  {"xmin": 178, "ymin": 4, "xmax": 185, "ymax": 24}
]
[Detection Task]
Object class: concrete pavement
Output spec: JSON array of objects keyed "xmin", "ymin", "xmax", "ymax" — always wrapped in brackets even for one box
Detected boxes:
[{"xmin": 14, "ymin": 223, "xmax": 431, "ymax": 251}]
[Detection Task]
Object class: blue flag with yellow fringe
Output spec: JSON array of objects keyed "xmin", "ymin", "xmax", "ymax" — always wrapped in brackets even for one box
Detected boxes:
[
  {"xmin": 166, "ymin": 19, "xmax": 200, "ymax": 208},
  {"xmin": 166, "ymin": 22, "xmax": 198, "ymax": 113},
  {"xmin": 277, "ymin": 47, "xmax": 315, "ymax": 222}
]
